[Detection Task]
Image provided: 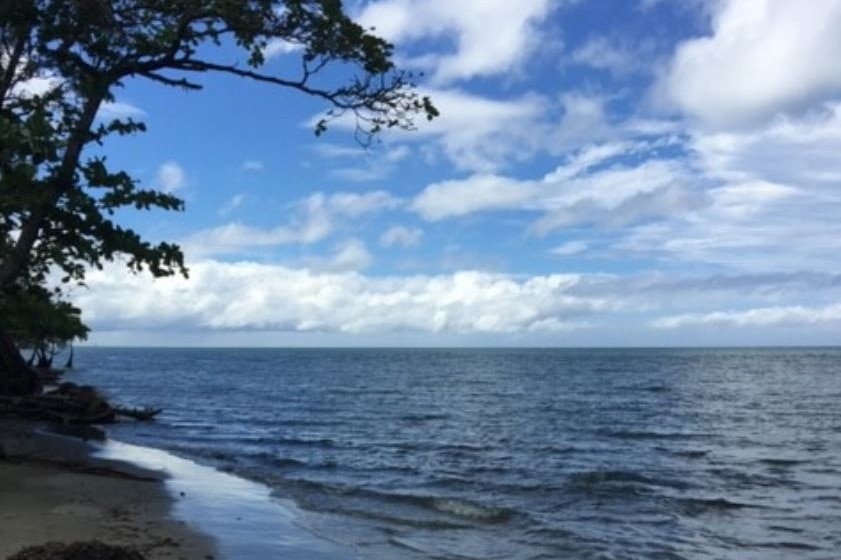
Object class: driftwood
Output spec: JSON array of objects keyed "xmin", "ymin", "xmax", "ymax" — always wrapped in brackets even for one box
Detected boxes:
[
  {"xmin": 0, "ymin": 394, "xmax": 115, "ymax": 424},
  {"xmin": 0, "ymin": 384, "xmax": 163, "ymax": 425},
  {"xmin": 113, "ymin": 406, "xmax": 162, "ymax": 422},
  {"xmin": 1, "ymin": 336, "xmax": 163, "ymax": 425}
]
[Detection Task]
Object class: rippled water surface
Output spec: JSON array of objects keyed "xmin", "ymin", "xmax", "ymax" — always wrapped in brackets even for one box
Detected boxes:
[{"xmin": 75, "ymin": 347, "xmax": 841, "ymax": 559}]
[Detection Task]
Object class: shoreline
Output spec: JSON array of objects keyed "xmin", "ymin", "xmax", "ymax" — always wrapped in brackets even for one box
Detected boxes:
[
  {"xmin": 0, "ymin": 420, "xmax": 357, "ymax": 560},
  {"xmin": 0, "ymin": 421, "xmax": 216, "ymax": 560}
]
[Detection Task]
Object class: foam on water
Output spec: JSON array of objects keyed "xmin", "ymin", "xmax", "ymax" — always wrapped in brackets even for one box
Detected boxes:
[{"xmin": 95, "ymin": 439, "xmax": 356, "ymax": 559}]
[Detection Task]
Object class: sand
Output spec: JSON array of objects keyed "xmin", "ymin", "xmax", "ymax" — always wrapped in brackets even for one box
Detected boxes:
[{"xmin": 0, "ymin": 422, "xmax": 217, "ymax": 560}]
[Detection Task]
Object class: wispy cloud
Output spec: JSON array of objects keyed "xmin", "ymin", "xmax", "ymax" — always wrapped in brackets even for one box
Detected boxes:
[
  {"xmin": 157, "ymin": 161, "xmax": 186, "ymax": 193},
  {"xmin": 218, "ymin": 193, "xmax": 247, "ymax": 217},
  {"xmin": 380, "ymin": 225, "xmax": 423, "ymax": 248},
  {"xmin": 241, "ymin": 160, "xmax": 264, "ymax": 172},
  {"xmin": 98, "ymin": 101, "xmax": 146, "ymax": 120},
  {"xmin": 653, "ymin": 303, "xmax": 841, "ymax": 329},
  {"xmin": 185, "ymin": 191, "xmax": 401, "ymax": 256}
]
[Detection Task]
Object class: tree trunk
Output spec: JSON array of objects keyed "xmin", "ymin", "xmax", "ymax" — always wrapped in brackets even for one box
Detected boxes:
[{"xmin": 0, "ymin": 331, "xmax": 41, "ymax": 396}]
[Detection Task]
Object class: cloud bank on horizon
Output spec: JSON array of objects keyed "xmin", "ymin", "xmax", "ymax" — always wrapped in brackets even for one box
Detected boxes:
[{"xmin": 79, "ymin": 0, "xmax": 841, "ymax": 346}]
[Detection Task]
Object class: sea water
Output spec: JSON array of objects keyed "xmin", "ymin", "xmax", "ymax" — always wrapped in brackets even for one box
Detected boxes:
[{"xmin": 73, "ymin": 347, "xmax": 841, "ymax": 559}]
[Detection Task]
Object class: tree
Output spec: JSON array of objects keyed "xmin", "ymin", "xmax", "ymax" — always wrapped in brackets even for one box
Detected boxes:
[
  {"xmin": 0, "ymin": 0, "xmax": 437, "ymax": 393},
  {"xmin": 1, "ymin": 285, "xmax": 88, "ymax": 369}
]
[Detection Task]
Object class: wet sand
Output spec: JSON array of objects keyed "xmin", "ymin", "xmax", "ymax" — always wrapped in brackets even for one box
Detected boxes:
[{"xmin": 0, "ymin": 422, "xmax": 217, "ymax": 560}]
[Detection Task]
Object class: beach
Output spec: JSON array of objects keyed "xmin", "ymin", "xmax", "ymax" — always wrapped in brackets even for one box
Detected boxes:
[
  {"xmin": 0, "ymin": 419, "xmax": 358, "ymax": 560},
  {"xmin": 0, "ymin": 422, "xmax": 216, "ymax": 560}
]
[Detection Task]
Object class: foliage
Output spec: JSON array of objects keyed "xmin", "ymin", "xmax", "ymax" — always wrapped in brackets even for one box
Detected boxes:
[
  {"xmin": 0, "ymin": 0, "xmax": 437, "ymax": 294},
  {"xmin": 0, "ymin": 283, "xmax": 88, "ymax": 366}
]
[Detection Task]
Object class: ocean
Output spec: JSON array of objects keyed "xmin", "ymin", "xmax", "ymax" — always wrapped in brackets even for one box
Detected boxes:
[{"xmin": 73, "ymin": 347, "xmax": 841, "ymax": 560}]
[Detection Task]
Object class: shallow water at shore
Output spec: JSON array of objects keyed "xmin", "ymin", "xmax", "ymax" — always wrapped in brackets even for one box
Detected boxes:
[{"xmin": 74, "ymin": 347, "xmax": 841, "ymax": 559}]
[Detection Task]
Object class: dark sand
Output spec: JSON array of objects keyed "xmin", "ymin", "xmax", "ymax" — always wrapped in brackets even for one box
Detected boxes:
[{"xmin": 0, "ymin": 421, "xmax": 217, "ymax": 560}]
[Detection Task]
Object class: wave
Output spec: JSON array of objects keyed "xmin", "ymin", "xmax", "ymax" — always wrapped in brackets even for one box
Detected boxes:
[
  {"xmin": 566, "ymin": 470, "xmax": 690, "ymax": 494},
  {"xmin": 671, "ymin": 450, "xmax": 709, "ymax": 459},
  {"xmin": 755, "ymin": 458, "xmax": 810, "ymax": 467},
  {"xmin": 261, "ymin": 477, "xmax": 515, "ymax": 528},
  {"xmin": 595, "ymin": 428, "xmax": 708, "ymax": 441},
  {"xmin": 676, "ymin": 497, "xmax": 762, "ymax": 515}
]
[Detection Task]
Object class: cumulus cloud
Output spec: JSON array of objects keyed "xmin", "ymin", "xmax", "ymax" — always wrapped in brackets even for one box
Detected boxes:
[
  {"xmin": 661, "ymin": 0, "xmax": 841, "ymax": 127},
  {"xmin": 357, "ymin": 0, "xmax": 555, "ymax": 84},
  {"xmin": 75, "ymin": 261, "xmax": 609, "ymax": 334},
  {"xmin": 156, "ymin": 161, "xmax": 186, "ymax": 193},
  {"xmin": 379, "ymin": 225, "xmax": 423, "ymax": 248},
  {"xmin": 68, "ymin": 257, "xmax": 841, "ymax": 345}
]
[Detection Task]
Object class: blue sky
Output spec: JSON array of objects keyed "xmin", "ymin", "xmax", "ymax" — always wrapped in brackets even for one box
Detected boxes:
[{"xmin": 74, "ymin": 0, "xmax": 841, "ymax": 346}]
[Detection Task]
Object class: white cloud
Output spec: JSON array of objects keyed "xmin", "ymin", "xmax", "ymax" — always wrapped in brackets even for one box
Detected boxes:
[
  {"xmin": 186, "ymin": 190, "xmax": 400, "ymax": 256},
  {"xmin": 545, "ymin": 93, "xmax": 616, "ymax": 156},
  {"xmin": 10, "ymin": 75, "xmax": 61, "ymax": 99},
  {"xmin": 185, "ymin": 220, "xmax": 330, "ymax": 256},
  {"xmin": 532, "ymin": 159, "xmax": 704, "ymax": 235},
  {"xmin": 218, "ymin": 193, "xmax": 247, "ymax": 216},
  {"xmin": 653, "ymin": 303, "xmax": 841, "ymax": 328},
  {"xmin": 691, "ymin": 103, "xmax": 841, "ymax": 188},
  {"xmin": 357, "ymin": 0, "xmax": 555, "ymax": 84},
  {"xmin": 380, "ymin": 225, "xmax": 423, "ymax": 248},
  {"xmin": 551, "ymin": 241, "xmax": 588, "ymax": 256},
  {"xmin": 98, "ymin": 101, "xmax": 146, "ymax": 120},
  {"xmin": 75, "ymin": 261, "xmax": 608, "ymax": 334},
  {"xmin": 615, "ymin": 105, "xmax": 841, "ymax": 271},
  {"xmin": 412, "ymin": 174, "xmax": 537, "ymax": 220},
  {"xmin": 317, "ymin": 88, "xmax": 616, "ymax": 172},
  {"xmin": 662, "ymin": 0, "xmax": 841, "ymax": 127},
  {"xmin": 410, "ymin": 141, "xmax": 701, "ymax": 232},
  {"xmin": 264, "ymin": 38, "xmax": 303, "ymax": 59},
  {"xmin": 571, "ymin": 36, "xmax": 648, "ymax": 75},
  {"xmin": 241, "ymin": 160, "xmax": 264, "ymax": 172},
  {"xmin": 407, "ymin": 88, "xmax": 550, "ymax": 171},
  {"xmin": 326, "ymin": 145, "xmax": 412, "ymax": 182},
  {"xmin": 325, "ymin": 190, "xmax": 401, "ymax": 216},
  {"xmin": 157, "ymin": 161, "xmax": 186, "ymax": 193},
  {"xmin": 326, "ymin": 239, "xmax": 373, "ymax": 271}
]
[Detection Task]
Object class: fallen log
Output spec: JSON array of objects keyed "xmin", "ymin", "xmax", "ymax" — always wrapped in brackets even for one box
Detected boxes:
[
  {"xmin": 113, "ymin": 406, "xmax": 163, "ymax": 422},
  {"xmin": 0, "ymin": 395, "xmax": 115, "ymax": 424}
]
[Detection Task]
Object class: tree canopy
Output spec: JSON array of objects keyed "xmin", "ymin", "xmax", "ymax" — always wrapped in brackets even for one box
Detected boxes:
[
  {"xmin": 0, "ymin": 0, "xmax": 436, "ymax": 350},
  {"xmin": 0, "ymin": 0, "xmax": 436, "ymax": 385}
]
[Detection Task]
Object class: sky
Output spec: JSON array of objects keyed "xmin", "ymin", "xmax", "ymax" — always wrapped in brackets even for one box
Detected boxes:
[{"xmin": 73, "ymin": 0, "xmax": 841, "ymax": 347}]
